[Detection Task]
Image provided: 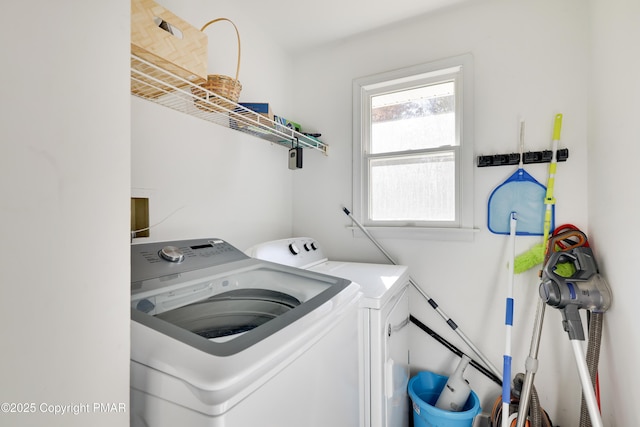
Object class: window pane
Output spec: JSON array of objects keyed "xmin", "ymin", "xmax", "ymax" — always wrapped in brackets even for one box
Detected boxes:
[
  {"xmin": 369, "ymin": 152, "xmax": 455, "ymax": 221},
  {"xmin": 371, "ymin": 82, "xmax": 455, "ymax": 153}
]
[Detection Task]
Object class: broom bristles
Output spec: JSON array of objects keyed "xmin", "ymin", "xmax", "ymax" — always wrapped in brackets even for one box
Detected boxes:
[
  {"xmin": 514, "ymin": 243, "xmax": 546, "ymax": 274},
  {"xmin": 514, "ymin": 242, "xmax": 577, "ymax": 277}
]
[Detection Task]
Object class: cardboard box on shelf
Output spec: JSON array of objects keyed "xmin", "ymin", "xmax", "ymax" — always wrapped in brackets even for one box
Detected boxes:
[{"xmin": 131, "ymin": 0, "xmax": 208, "ymax": 98}]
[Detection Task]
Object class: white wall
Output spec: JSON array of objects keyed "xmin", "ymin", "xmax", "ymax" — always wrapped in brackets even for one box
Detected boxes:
[
  {"xmin": 291, "ymin": 0, "xmax": 597, "ymax": 425},
  {"xmin": 588, "ymin": 0, "xmax": 640, "ymax": 425},
  {"xmin": 131, "ymin": 0, "xmax": 300, "ymax": 249},
  {"xmin": 0, "ymin": 1, "xmax": 130, "ymax": 427}
]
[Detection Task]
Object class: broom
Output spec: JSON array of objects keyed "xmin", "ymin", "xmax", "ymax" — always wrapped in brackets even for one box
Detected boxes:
[{"xmin": 513, "ymin": 114, "xmax": 563, "ymax": 274}]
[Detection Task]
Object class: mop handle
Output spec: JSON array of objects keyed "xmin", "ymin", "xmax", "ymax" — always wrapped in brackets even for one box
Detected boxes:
[
  {"xmin": 342, "ymin": 207, "xmax": 502, "ymax": 380},
  {"xmin": 571, "ymin": 340, "xmax": 604, "ymax": 427}
]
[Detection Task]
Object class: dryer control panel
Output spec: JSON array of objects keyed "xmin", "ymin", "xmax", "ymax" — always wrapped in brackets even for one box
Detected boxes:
[{"xmin": 246, "ymin": 237, "xmax": 327, "ymax": 269}]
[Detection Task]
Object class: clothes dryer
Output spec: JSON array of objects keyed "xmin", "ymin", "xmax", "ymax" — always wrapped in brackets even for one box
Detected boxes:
[{"xmin": 246, "ymin": 237, "xmax": 411, "ymax": 427}]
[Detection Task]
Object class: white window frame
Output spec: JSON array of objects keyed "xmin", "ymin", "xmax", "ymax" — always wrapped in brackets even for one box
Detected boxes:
[{"xmin": 352, "ymin": 54, "xmax": 475, "ymax": 241}]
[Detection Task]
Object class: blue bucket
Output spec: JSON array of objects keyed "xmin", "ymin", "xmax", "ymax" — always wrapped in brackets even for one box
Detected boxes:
[{"xmin": 408, "ymin": 371, "xmax": 481, "ymax": 427}]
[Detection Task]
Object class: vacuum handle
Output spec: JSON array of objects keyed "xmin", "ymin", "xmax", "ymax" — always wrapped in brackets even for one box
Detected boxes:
[
  {"xmin": 548, "ymin": 228, "xmax": 588, "ymax": 253},
  {"xmin": 542, "ymin": 247, "xmax": 598, "ymax": 284}
]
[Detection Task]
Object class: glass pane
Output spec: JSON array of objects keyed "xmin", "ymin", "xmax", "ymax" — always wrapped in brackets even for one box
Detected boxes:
[
  {"xmin": 370, "ymin": 152, "xmax": 455, "ymax": 221},
  {"xmin": 371, "ymin": 81, "xmax": 455, "ymax": 153}
]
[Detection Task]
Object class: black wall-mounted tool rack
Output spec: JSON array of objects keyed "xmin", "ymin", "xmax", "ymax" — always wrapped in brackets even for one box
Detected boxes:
[{"xmin": 477, "ymin": 148, "xmax": 569, "ymax": 167}]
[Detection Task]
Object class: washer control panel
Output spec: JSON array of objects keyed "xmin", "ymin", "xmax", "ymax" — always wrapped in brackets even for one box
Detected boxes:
[{"xmin": 132, "ymin": 238, "xmax": 248, "ymax": 283}]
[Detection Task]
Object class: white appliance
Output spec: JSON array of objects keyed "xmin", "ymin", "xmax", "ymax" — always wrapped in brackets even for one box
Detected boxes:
[
  {"xmin": 130, "ymin": 238, "xmax": 362, "ymax": 427},
  {"xmin": 246, "ymin": 237, "xmax": 411, "ymax": 427}
]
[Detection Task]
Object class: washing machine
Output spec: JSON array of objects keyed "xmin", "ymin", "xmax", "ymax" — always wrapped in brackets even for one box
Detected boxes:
[
  {"xmin": 246, "ymin": 237, "xmax": 411, "ymax": 427},
  {"xmin": 130, "ymin": 238, "xmax": 362, "ymax": 427}
]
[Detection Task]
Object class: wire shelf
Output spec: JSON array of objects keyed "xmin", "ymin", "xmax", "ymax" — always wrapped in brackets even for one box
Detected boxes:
[{"xmin": 130, "ymin": 54, "xmax": 328, "ymax": 154}]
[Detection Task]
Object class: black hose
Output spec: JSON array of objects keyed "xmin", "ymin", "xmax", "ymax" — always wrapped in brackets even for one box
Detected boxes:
[{"xmin": 409, "ymin": 315, "xmax": 502, "ymax": 387}]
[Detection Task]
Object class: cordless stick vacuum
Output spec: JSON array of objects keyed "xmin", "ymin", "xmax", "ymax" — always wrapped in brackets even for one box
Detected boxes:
[{"xmin": 539, "ymin": 246, "xmax": 612, "ymax": 427}]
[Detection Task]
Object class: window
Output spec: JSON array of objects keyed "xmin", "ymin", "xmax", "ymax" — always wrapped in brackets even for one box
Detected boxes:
[{"xmin": 352, "ymin": 55, "xmax": 474, "ymax": 239}]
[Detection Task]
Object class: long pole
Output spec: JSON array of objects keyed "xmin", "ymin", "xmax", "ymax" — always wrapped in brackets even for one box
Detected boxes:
[
  {"xmin": 501, "ymin": 213, "xmax": 517, "ymax": 427},
  {"xmin": 410, "ymin": 315, "xmax": 502, "ymax": 386},
  {"xmin": 515, "ymin": 299, "xmax": 546, "ymax": 426},
  {"xmin": 516, "ymin": 114, "xmax": 563, "ymax": 427},
  {"xmin": 342, "ymin": 207, "xmax": 502, "ymax": 381}
]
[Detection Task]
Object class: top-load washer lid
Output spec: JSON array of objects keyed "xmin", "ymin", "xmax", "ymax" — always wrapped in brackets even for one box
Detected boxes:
[
  {"xmin": 131, "ymin": 238, "xmax": 354, "ymax": 357},
  {"xmin": 307, "ymin": 261, "xmax": 408, "ymax": 310}
]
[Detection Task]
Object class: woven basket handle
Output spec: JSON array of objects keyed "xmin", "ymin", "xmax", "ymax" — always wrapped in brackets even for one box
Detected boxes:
[{"xmin": 200, "ymin": 18, "xmax": 241, "ymax": 81}]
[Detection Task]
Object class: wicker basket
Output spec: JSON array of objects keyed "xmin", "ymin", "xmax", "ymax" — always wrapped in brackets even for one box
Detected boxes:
[{"xmin": 192, "ymin": 18, "xmax": 242, "ymax": 113}]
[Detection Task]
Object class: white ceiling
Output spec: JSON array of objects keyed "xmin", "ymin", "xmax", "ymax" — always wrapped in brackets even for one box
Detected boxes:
[{"xmin": 243, "ymin": 0, "xmax": 474, "ymax": 54}]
